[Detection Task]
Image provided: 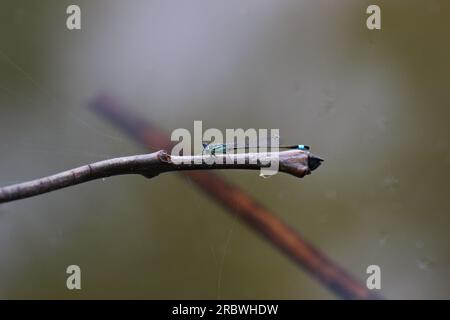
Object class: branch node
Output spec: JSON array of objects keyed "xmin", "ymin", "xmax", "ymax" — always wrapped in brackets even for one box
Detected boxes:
[{"xmin": 157, "ymin": 150, "xmax": 171, "ymax": 163}]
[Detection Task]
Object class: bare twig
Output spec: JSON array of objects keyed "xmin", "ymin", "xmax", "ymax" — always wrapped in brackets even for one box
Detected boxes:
[
  {"xmin": 0, "ymin": 149, "xmax": 321, "ymax": 204},
  {"xmin": 89, "ymin": 94, "xmax": 381, "ymax": 300}
]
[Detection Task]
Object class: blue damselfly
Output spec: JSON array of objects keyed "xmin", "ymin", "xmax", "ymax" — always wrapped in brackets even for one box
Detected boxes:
[{"xmin": 202, "ymin": 143, "xmax": 310, "ymax": 156}]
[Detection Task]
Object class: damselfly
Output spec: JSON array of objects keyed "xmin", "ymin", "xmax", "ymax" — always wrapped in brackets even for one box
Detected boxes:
[{"xmin": 202, "ymin": 143, "xmax": 310, "ymax": 156}]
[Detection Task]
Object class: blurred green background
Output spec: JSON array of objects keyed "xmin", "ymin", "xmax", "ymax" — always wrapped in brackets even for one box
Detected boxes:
[{"xmin": 0, "ymin": 0, "xmax": 449, "ymax": 299}]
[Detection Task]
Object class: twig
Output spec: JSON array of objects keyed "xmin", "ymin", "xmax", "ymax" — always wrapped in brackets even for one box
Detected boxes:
[
  {"xmin": 0, "ymin": 149, "xmax": 320, "ymax": 204},
  {"xmin": 89, "ymin": 94, "xmax": 381, "ymax": 300}
]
